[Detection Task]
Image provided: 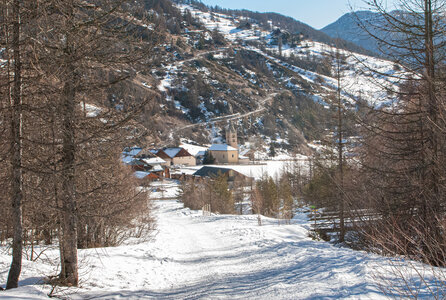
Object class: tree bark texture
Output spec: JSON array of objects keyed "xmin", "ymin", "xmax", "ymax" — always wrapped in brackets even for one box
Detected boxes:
[
  {"xmin": 59, "ymin": 5, "xmax": 79, "ymax": 283},
  {"xmin": 6, "ymin": 0, "xmax": 23, "ymax": 290}
]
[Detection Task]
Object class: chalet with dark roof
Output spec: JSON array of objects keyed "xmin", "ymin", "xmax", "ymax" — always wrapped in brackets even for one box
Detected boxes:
[{"xmin": 193, "ymin": 166, "xmax": 251, "ymax": 188}]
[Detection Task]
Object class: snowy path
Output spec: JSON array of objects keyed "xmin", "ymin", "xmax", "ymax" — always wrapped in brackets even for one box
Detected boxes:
[
  {"xmin": 73, "ymin": 201, "xmax": 390, "ymax": 299},
  {"xmin": 1, "ymin": 199, "xmax": 443, "ymax": 299}
]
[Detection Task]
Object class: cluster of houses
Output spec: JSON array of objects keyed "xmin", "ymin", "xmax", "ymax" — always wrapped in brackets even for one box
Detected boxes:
[
  {"xmin": 122, "ymin": 146, "xmax": 193, "ymax": 181},
  {"xmin": 122, "ymin": 123, "xmax": 252, "ymax": 183}
]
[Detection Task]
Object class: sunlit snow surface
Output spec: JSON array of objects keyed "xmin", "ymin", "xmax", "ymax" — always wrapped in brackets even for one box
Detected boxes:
[{"xmin": 1, "ymin": 183, "xmax": 444, "ymax": 299}]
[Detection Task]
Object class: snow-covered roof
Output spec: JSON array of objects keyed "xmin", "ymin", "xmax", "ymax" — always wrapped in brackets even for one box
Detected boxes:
[
  {"xmin": 122, "ymin": 155, "xmax": 134, "ymax": 164},
  {"xmin": 170, "ymin": 168, "xmax": 197, "ymax": 176},
  {"xmin": 134, "ymin": 171, "xmax": 151, "ymax": 179},
  {"xmin": 239, "ymin": 149, "xmax": 251, "ymax": 156},
  {"xmin": 135, "ymin": 149, "xmax": 157, "ymax": 159},
  {"xmin": 196, "ymin": 151, "xmax": 206, "ymax": 157},
  {"xmin": 151, "ymin": 165, "xmax": 164, "ymax": 172},
  {"xmin": 123, "ymin": 147, "xmax": 142, "ymax": 157},
  {"xmin": 180, "ymin": 142, "xmax": 208, "ymax": 156},
  {"xmin": 194, "ymin": 166, "xmax": 235, "ymax": 178},
  {"xmin": 142, "ymin": 157, "xmax": 166, "ymax": 165},
  {"xmin": 209, "ymin": 144, "xmax": 237, "ymax": 151},
  {"xmin": 163, "ymin": 148, "xmax": 182, "ymax": 158}
]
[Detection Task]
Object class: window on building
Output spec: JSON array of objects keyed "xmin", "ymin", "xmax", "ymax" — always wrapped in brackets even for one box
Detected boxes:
[{"xmin": 232, "ymin": 154, "xmax": 234, "ymax": 158}]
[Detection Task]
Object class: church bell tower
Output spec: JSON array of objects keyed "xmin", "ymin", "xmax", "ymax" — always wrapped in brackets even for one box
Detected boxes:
[{"xmin": 226, "ymin": 121, "xmax": 238, "ymax": 149}]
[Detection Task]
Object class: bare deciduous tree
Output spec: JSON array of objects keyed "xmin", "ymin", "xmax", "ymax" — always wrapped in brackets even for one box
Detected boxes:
[{"xmin": 356, "ymin": 0, "xmax": 446, "ymax": 267}]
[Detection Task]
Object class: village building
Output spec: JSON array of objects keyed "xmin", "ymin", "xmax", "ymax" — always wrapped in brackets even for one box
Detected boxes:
[
  {"xmin": 195, "ymin": 150, "xmax": 207, "ymax": 165},
  {"xmin": 122, "ymin": 146, "xmax": 171, "ymax": 178},
  {"xmin": 127, "ymin": 159, "xmax": 148, "ymax": 171},
  {"xmin": 122, "ymin": 147, "xmax": 145, "ymax": 170},
  {"xmin": 193, "ymin": 166, "xmax": 251, "ymax": 188},
  {"xmin": 134, "ymin": 171, "xmax": 162, "ymax": 184},
  {"xmin": 238, "ymin": 154, "xmax": 250, "ymax": 165},
  {"xmin": 209, "ymin": 144, "xmax": 239, "ymax": 164},
  {"xmin": 122, "ymin": 146, "xmax": 142, "ymax": 159},
  {"xmin": 135, "ymin": 148, "xmax": 158, "ymax": 159},
  {"xmin": 238, "ymin": 148, "xmax": 252, "ymax": 164},
  {"xmin": 206, "ymin": 120, "xmax": 241, "ymax": 164},
  {"xmin": 141, "ymin": 157, "xmax": 169, "ymax": 177},
  {"xmin": 141, "ymin": 156, "xmax": 165, "ymax": 168},
  {"xmin": 134, "ymin": 164, "xmax": 170, "ymax": 181},
  {"xmin": 155, "ymin": 147, "xmax": 196, "ymax": 166}
]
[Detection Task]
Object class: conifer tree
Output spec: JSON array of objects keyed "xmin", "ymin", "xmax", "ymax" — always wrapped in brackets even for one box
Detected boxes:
[
  {"xmin": 257, "ymin": 176, "xmax": 279, "ymax": 217},
  {"xmin": 203, "ymin": 150, "xmax": 216, "ymax": 164},
  {"xmin": 279, "ymin": 176, "xmax": 294, "ymax": 221},
  {"xmin": 211, "ymin": 174, "xmax": 234, "ymax": 214}
]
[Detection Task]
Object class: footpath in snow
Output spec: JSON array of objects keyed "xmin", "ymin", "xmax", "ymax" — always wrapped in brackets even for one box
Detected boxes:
[{"xmin": 1, "ymin": 197, "xmax": 444, "ymax": 299}]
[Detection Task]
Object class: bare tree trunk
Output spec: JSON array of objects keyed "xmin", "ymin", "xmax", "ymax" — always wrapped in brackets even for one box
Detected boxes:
[
  {"xmin": 59, "ymin": 72, "xmax": 79, "ymax": 286},
  {"xmin": 59, "ymin": 14, "xmax": 79, "ymax": 283},
  {"xmin": 59, "ymin": 94, "xmax": 79, "ymax": 284},
  {"xmin": 6, "ymin": 0, "xmax": 23, "ymax": 290},
  {"xmin": 335, "ymin": 50, "xmax": 345, "ymax": 243},
  {"xmin": 423, "ymin": 0, "xmax": 443, "ymax": 265}
]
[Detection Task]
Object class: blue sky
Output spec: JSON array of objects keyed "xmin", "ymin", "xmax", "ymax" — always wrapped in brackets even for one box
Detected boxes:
[{"xmin": 199, "ymin": 0, "xmax": 378, "ymax": 29}]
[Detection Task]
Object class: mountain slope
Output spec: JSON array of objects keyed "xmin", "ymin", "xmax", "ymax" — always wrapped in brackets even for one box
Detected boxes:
[
  {"xmin": 321, "ymin": 10, "xmax": 412, "ymax": 58},
  {"xmin": 96, "ymin": 1, "xmax": 402, "ymax": 155},
  {"xmin": 322, "ymin": 11, "xmax": 381, "ymax": 54},
  {"xmin": 175, "ymin": 0, "xmax": 376, "ymax": 57}
]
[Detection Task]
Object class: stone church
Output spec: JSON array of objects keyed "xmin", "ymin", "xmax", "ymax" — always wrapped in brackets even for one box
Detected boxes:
[{"xmin": 209, "ymin": 122, "xmax": 239, "ymax": 164}]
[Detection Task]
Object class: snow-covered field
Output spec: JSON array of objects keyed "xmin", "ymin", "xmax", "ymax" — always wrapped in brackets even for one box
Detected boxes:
[{"xmin": 1, "ymin": 185, "xmax": 444, "ymax": 299}]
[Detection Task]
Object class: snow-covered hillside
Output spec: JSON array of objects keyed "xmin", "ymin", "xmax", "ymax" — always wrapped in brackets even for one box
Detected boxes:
[
  {"xmin": 178, "ymin": 3, "xmax": 403, "ymax": 108},
  {"xmin": 1, "ymin": 192, "xmax": 443, "ymax": 299},
  {"xmin": 139, "ymin": 2, "xmax": 408, "ymax": 152}
]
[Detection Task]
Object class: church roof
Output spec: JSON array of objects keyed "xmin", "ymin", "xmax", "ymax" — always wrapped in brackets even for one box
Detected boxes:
[{"xmin": 209, "ymin": 144, "xmax": 238, "ymax": 151}]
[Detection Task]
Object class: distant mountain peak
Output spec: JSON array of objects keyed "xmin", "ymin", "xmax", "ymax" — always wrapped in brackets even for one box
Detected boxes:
[{"xmin": 322, "ymin": 10, "xmax": 404, "ymax": 56}]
